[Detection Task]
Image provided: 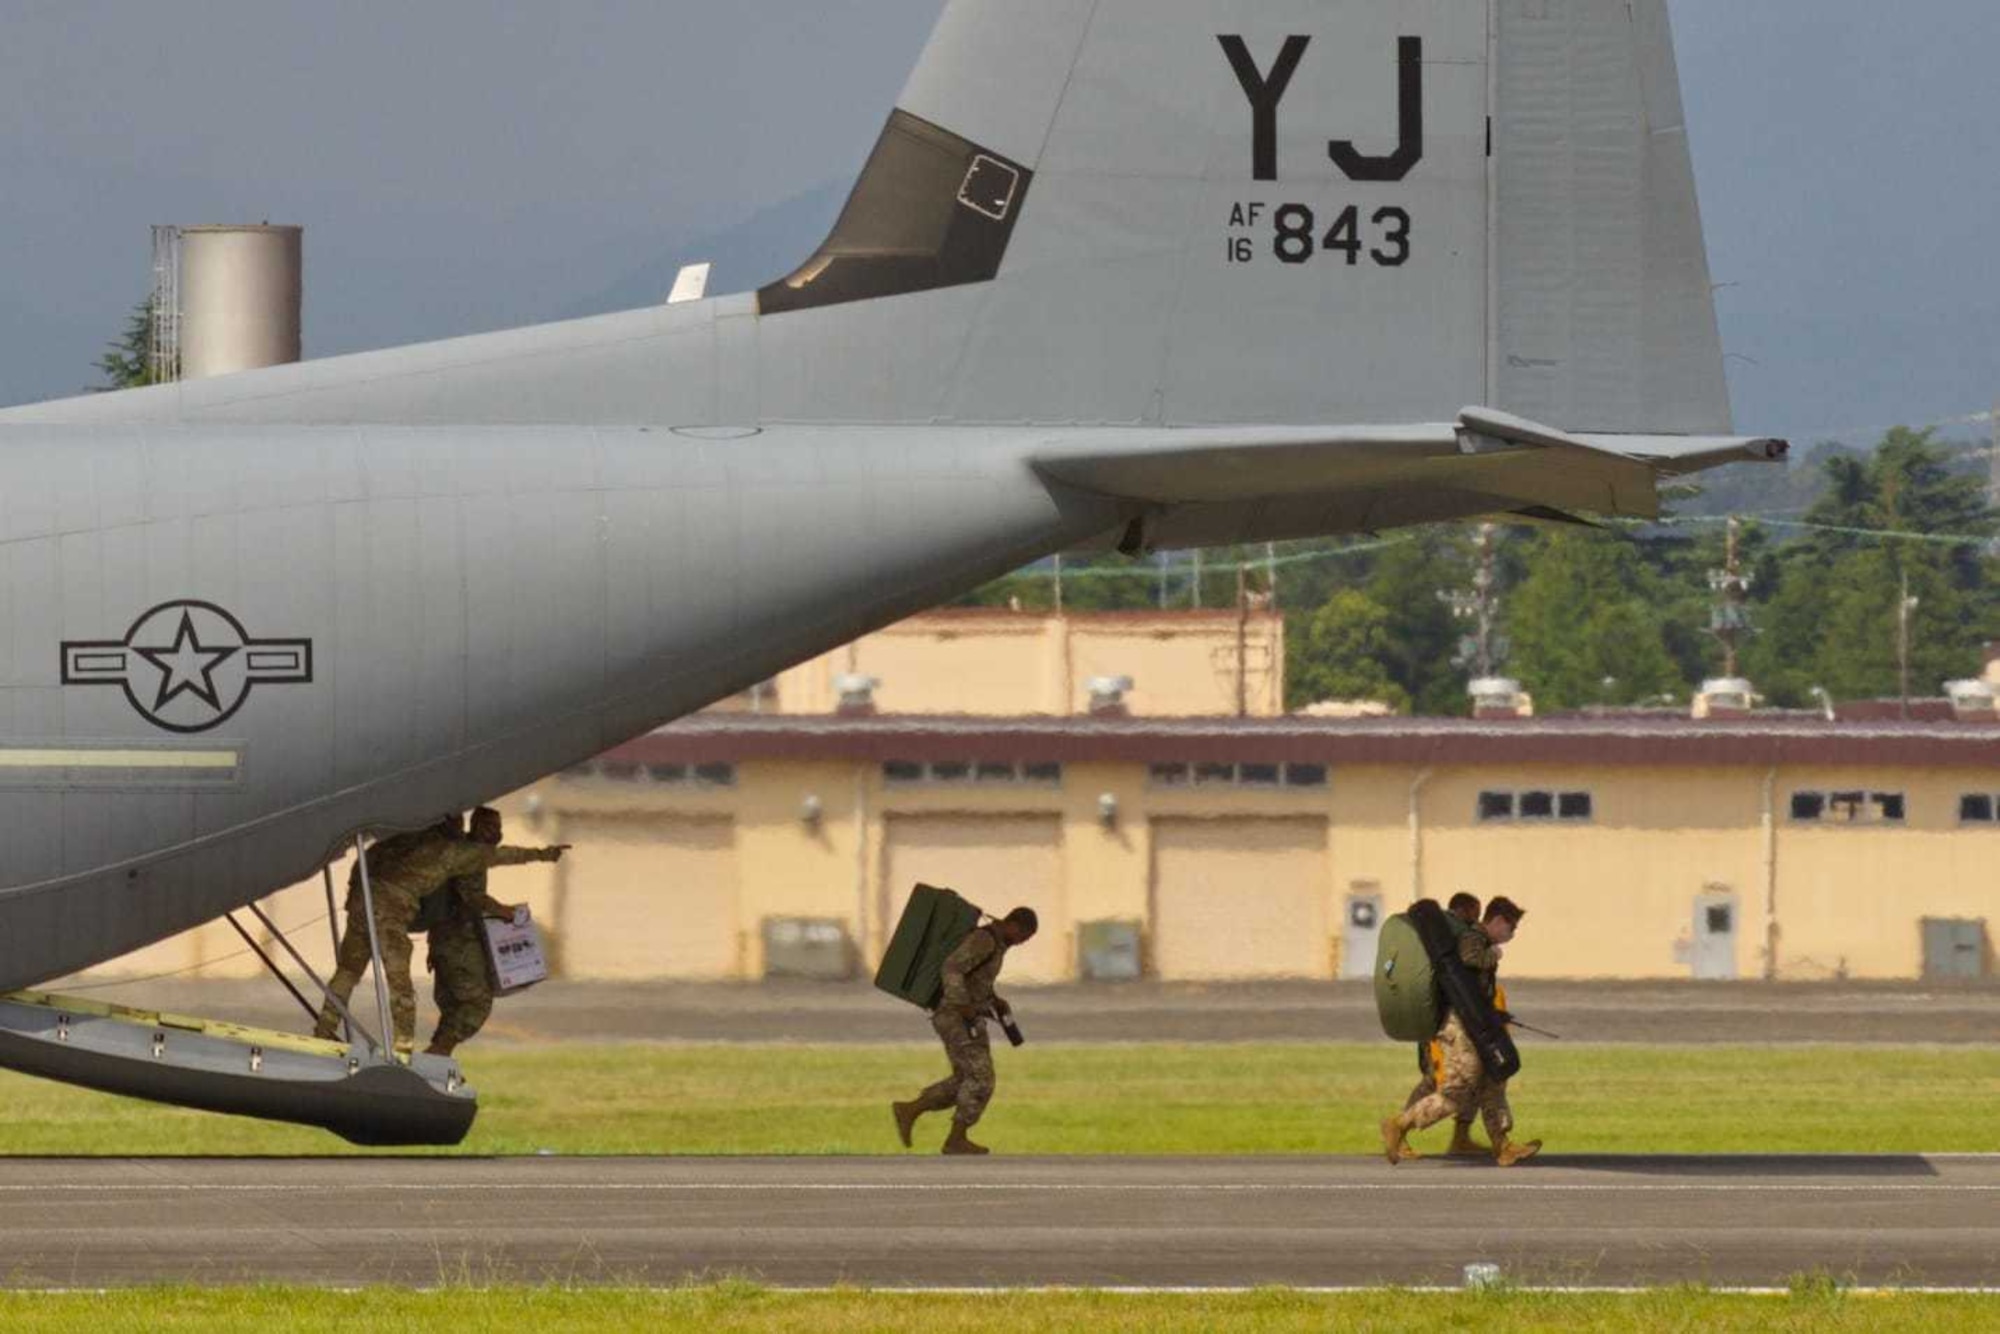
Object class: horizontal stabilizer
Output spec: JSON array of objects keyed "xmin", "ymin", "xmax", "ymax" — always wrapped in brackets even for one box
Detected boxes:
[
  {"xmin": 1032, "ymin": 411, "xmax": 1787, "ymax": 545},
  {"xmin": 1499, "ymin": 505, "xmax": 1604, "ymax": 530}
]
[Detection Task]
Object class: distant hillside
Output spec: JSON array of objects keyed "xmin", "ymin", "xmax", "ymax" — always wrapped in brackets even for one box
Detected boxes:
[{"xmin": 557, "ymin": 178, "xmax": 849, "ymax": 319}]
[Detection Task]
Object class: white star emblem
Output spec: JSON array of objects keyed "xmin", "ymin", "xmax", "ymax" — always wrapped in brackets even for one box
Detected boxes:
[{"xmin": 135, "ymin": 610, "xmax": 240, "ymax": 713}]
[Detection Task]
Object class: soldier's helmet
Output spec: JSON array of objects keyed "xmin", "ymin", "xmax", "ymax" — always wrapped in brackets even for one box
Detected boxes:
[{"xmin": 1003, "ymin": 906, "xmax": 1040, "ymax": 939}]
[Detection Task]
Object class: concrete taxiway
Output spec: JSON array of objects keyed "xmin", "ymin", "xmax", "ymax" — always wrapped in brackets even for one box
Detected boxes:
[{"xmin": 0, "ymin": 1154, "xmax": 1995, "ymax": 1289}]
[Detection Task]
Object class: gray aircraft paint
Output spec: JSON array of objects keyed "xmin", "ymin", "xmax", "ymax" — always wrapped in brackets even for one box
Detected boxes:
[{"xmin": 0, "ymin": 0, "xmax": 1775, "ymax": 992}]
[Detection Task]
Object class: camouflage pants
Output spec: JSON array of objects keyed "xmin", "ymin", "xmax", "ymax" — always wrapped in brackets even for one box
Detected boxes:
[
  {"xmin": 913, "ymin": 1010, "xmax": 996, "ymax": 1127},
  {"xmin": 427, "ymin": 917, "xmax": 495, "ymax": 1055},
  {"xmin": 313, "ymin": 893, "xmax": 418, "ymax": 1047},
  {"xmin": 1401, "ymin": 1013, "xmax": 1513, "ymax": 1142},
  {"xmin": 1403, "ymin": 1040, "xmax": 1475, "ymax": 1126}
]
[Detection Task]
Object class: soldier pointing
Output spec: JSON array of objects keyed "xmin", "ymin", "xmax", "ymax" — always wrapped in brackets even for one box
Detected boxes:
[
  {"xmin": 421, "ymin": 806, "xmax": 524, "ymax": 1057},
  {"xmin": 312, "ymin": 815, "xmax": 566, "ymax": 1052}
]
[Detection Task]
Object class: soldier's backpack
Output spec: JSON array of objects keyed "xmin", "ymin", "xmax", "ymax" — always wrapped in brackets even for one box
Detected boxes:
[
  {"xmin": 874, "ymin": 884, "xmax": 984, "ymax": 1010},
  {"xmin": 1373, "ymin": 908, "xmax": 1441, "ymax": 1041},
  {"xmin": 1374, "ymin": 899, "xmax": 1522, "ymax": 1083}
]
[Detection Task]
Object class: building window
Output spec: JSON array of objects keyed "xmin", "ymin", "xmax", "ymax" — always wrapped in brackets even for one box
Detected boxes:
[
  {"xmin": 1961, "ymin": 794, "xmax": 1996, "ymax": 824},
  {"xmin": 1479, "ymin": 790, "xmax": 1592, "ymax": 823},
  {"xmin": 883, "ymin": 760, "xmax": 1063, "ymax": 786},
  {"xmin": 1791, "ymin": 790, "xmax": 1905, "ymax": 824},
  {"xmin": 562, "ymin": 760, "xmax": 734, "ymax": 787},
  {"xmin": 1148, "ymin": 761, "xmax": 1329, "ymax": 790}
]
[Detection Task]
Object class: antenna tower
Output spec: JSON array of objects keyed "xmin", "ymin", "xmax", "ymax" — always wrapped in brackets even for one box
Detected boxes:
[
  {"xmin": 1705, "ymin": 516, "xmax": 1753, "ymax": 678},
  {"xmin": 1439, "ymin": 523, "xmax": 1503, "ymax": 678}
]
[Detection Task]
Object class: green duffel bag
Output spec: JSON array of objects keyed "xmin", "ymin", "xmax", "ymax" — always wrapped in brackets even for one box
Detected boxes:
[
  {"xmin": 1374, "ymin": 907, "xmax": 1442, "ymax": 1041},
  {"xmin": 873, "ymin": 884, "xmax": 984, "ymax": 1010}
]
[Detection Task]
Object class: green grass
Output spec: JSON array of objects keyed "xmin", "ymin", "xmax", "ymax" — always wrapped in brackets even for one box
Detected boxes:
[
  {"xmin": 2, "ymin": 1042, "xmax": 1997, "ymax": 1156},
  {"xmin": 1, "ymin": 1284, "xmax": 1997, "ymax": 1333}
]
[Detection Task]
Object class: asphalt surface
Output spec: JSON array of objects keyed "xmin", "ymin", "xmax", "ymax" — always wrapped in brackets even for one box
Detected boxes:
[
  {"xmin": 48, "ymin": 977, "xmax": 2000, "ymax": 1046},
  {"xmin": 0, "ymin": 1154, "xmax": 1995, "ymax": 1289}
]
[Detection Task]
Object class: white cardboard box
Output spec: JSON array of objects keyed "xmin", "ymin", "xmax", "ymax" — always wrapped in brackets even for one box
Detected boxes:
[{"xmin": 481, "ymin": 912, "xmax": 550, "ymax": 995}]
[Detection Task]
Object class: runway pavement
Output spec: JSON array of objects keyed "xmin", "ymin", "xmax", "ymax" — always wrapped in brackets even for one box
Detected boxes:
[{"xmin": 1, "ymin": 1154, "xmax": 1996, "ymax": 1289}]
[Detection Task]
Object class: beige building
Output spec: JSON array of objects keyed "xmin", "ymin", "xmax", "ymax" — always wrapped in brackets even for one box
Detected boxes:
[
  {"xmin": 713, "ymin": 607, "xmax": 1285, "ymax": 718},
  {"xmin": 64, "ymin": 620, "xmax": 2000, "ymax": 989},
  {"xmin": 443, "ymin": 713, "xmax": 1994, "ymax": 985}
]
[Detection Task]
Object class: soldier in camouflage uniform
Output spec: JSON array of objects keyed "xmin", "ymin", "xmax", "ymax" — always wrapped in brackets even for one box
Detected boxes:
[
  {"xmin": 892, "ymin": 906, "xmax": 1039, "ymax": 1155},
  {"xmin": 1398, "ymin": 892, "xmax": 1486, "ymax": 1161},
  {"xmin": 422, "ymin": 806, "xmax": 524, "ymax": 1057},
  {"xmin": 312, "ymin": 816, "xmax": 566, "ymax": 1050},
  {"xmin": 1383, "ymin": 897, "xmax": 1541, "ymax": 1167}
]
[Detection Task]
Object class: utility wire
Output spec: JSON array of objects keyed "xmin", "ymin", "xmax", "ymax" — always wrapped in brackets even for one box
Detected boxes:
[{"xmin": 53, "ymin": 910, "xmax": 332, "ymax": 993}]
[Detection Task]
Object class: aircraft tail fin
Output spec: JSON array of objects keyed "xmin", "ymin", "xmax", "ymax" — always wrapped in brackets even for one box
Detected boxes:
[
  {"xmin": 3, "ymin": 0, "xmax": 1736, "ymax": 439},
  {"xmin": 755, "ymin": 0, "xmax": 1732, "ymax": 434}
]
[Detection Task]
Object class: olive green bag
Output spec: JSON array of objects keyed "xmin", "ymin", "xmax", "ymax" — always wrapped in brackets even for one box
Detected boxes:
[
  {"xmin": 873, "ymin": 884, "xmax": 984, "ymax": 1010},
  {"xmin": 1373, "ymin": 910, "xmax": 1442, "ymax": 1041}
]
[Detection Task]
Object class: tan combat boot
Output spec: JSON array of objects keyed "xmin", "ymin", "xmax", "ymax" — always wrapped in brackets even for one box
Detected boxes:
[
  {"xmin": 1380, "ymin": 1116, "xmax": 1410, "ymax": 1166},
  {"xmin": 892, "ymin": 1100, "xmax": 921, "ymax": 1149},
  {"xmin": 1448, "ymin": 1121, "xmax": 1489, "ymax": 1158},
  {"xmin": 1493, "ymin": 1134, "xmax": 1543, "ymax": 1167},
  {"xmin": 941, "ymin": 1121, "xmax": 989, "ymax": 1156}
]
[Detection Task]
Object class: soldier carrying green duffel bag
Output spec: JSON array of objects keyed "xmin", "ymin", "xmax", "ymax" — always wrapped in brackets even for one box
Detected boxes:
[{"xmin": 878, "ymin": 885, "xmax": 1039, "ymax": 1156}]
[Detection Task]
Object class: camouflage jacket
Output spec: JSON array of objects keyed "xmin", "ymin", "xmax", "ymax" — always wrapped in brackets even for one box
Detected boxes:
[
  {"xmin": 361, "ymin": 833, "xmax": 559, "ymax": 915},
  {"xmin": 938, "ymin": 925, "xmax": 1008, "ymax": 1015},
  {"xmin": 416, "ymin": 865, "xmax": 511, "ymax": 935},
  {"xmin": 1457, "ymin": 926, "xmax": 1502, "ymax": 1003}
]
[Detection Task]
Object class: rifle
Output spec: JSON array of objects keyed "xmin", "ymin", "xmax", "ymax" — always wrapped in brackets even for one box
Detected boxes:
[{"xmin": 1497, "ymin": 1010, "xmax": 1562, "ymax": 1040}]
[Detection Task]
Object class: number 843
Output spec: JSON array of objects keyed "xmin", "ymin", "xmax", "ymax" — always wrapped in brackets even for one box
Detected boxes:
[{"xmin": 1270, "ymin": 203, "xmax": 1410, "ymax": 267}]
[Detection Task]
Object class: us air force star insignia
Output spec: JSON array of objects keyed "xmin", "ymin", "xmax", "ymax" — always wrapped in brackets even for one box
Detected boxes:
[{"xmin": 60, "ymin": 600, "xmax": 313, "ymax": 734}]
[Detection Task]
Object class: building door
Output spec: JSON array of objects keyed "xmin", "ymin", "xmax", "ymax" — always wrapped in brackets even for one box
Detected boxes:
[
  {"xmin": 559, "ymin": 815, "xmax": 740, "ymax": 979},
  {"xmin": 1921, "ymin": 918, "xmax": 1989, "ymax": 979},
  {"xmin": 1691, "ymin": 890, "xmax": 1738, "ymax": 981},
  {"xmin": 1339, "ymin": 886, "xmax": 1385, "ymax": 980},
  {"xmin": 1149, "ymin": 818, "xmax": 1330, "ymax": 980},
  {"xmin": 881, "ymin": 814, "xmax": 1065, "ymax": 983}
]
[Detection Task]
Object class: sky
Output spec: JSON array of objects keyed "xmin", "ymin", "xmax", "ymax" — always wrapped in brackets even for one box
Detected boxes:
[{"xmin": 2, "ymin": 1, "xmax": 1996, "ymax": 445}]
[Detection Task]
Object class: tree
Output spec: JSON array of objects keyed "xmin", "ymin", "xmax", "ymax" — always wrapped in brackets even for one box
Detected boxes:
[
  {"xmin": 1506, "ymin": 531, "xmax": 1679, "ymax": 709},
  {"xmin": 95, "ymin": 300, "xmax": 156, "ymax": 391},
  {"xmin": 1289, "ymin": 589, "xmax": 1412, "ymax": 712},
  {"xmin": 1364, "ymin": 529, "xmax": 1475, "ymax": 714},
  {"xmin": 1752, "ymin": 428, "xmax": 1997, "ymax": 701}
]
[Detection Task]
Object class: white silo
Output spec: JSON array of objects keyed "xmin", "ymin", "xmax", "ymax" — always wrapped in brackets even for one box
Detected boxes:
[{"xmin": 175, "ymin": 224, "xmax": 303, "ymax": 380}]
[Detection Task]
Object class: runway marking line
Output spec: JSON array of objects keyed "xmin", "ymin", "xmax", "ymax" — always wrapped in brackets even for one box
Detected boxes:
[{"xmin": 2, "ymin": 1182, "xmax": 1998, "ymax": 1195}]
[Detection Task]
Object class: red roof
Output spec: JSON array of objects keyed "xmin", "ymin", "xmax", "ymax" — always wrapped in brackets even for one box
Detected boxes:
[{"xmin": 606, "ymin": 712, "xmax": 2000, "ymax": 769}]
